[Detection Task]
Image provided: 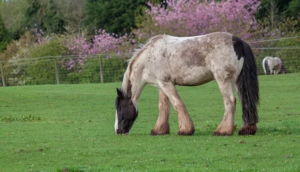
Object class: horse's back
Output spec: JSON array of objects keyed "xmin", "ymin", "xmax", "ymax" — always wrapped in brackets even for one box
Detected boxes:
[
  {"xmin": 140, "ymin": 32, "xmax": 242, "ymax": 86},
  {"xmin": 273, "ymin": 57, "xmax": 282, "ymax": 64}
]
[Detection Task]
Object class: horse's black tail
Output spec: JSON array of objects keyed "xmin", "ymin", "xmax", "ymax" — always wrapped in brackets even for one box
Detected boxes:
[
  {"xmin": 232, "ymin": 36, "xmax": 259, "ymax": 125},
  {"xmin": 263, "ymin": 59, "xmax": 270, "ymax": 75}
]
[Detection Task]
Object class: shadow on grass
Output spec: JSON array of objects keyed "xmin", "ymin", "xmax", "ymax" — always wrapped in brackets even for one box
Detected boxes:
[
  {"xmin": 257, "ymin": 126, "xmax": 300, "ymax": 135},
  {"xmin": 195, "ymin": 126, "xmax": 300, "ymax": 136}
]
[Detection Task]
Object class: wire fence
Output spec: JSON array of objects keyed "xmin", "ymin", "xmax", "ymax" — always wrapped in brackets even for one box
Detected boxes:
[
  {"xmin": 0, "ymin": 54, "xmax": 129, "ymax": 87},
  {"xmin": 0, "ymin": 48, "xmax": 300, "ymax": 87}
]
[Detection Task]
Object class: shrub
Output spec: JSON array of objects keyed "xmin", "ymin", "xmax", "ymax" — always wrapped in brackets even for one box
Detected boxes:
[
  {"xmin": 24, "ymin": 37, "xmax": 68, "ymax": 85},
  {"xmin": 64, "ymin": 57, "xmax": 127, "ymax": 84}
]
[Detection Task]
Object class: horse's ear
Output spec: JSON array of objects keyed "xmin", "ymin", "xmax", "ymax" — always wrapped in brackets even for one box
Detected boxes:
[{"xmin": 116, "ymin": 88, "xmax": 124, "ymax": 98}]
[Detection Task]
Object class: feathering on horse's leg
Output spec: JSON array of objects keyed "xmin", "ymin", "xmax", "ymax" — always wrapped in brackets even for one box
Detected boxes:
[
  {"xmin": 150, "ymin": 89, "xmax": 170, "ymax": 135},
  {"xmin": 157, "ymin": 81, "xmax": 195, "ymax": 135},
  {"xmin": 214, "ymin": 80, "xmax": 236, "ymax": 136}
]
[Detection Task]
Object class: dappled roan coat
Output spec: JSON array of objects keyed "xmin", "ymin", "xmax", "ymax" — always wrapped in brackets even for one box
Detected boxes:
[{"xmin": 115, "ymin": 32, "xmax": 259, "ymax": 136}]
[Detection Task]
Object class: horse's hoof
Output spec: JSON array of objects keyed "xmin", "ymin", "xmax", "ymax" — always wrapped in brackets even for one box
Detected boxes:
[
  {"xmin": 238, "ymin": 124, "xmax": 257, "ymax": 135},
  {"xmin": 213, "ymin": 126, "xmax": 234, "ymax": 136},
  {"xmin": 150, "ymin": 129, "xmax": 170, "ymax": 135}
]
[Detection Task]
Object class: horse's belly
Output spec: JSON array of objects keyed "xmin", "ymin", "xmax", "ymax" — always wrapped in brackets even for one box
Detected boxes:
[{"xmin": 174, "ymin": 67, "xmax": 214, "ymax": 86}]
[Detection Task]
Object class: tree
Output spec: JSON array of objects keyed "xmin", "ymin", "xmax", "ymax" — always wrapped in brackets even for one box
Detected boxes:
[
  {"xmin": 255, "ymin": 0, "xmax": 300, "ymax": 33},
  {"xmin": 85, "ymin": 0, "xmax": 145, "ymax": 35},
  {"xmin": 54, "ymin": 0, "xmax": 87, "ymax": 34},
  {"xmin": 0, "ymin": 0, "xmax": 29, "ymax": 39},
  {"xmin": 268, "ymin": 0, "xmax": 279, "ymax": 30},
  {"xmin": 64, "ymin": 29, "xmax": 134, "ymax": 70},
  {"xmin": 287, "ymin": 0, "xmax": 300, "ymax": 17},
  {"xmin": 256, "ymin": 0, "xmax": 300, "ymax": 20},
  {"xmin": 25, "ymin": 0, "xmax": 66, "ymax": 35},
  {"xmin": 0, "ymin": 14, "xmax": 11, "ymax": 53},
  {"xmin": 146, "ymin": 0, "xmax": 260, "ymax": 39}
]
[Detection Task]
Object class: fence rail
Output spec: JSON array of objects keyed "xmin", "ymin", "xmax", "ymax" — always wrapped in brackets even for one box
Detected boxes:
[{"xmin": 0, "ymin": 49, "xmax": 300, "ymax": 87}]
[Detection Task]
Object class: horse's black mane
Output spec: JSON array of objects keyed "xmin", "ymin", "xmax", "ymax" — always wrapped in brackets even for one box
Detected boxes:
[{"xmin": 115, "ymin": 88, "xmax": 123, "ymax": 108}]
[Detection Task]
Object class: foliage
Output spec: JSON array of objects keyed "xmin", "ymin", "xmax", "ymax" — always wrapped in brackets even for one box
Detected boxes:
[
  {"xmin": 54, "ymin": 0, "xmax": 87, "ymax": 34},
  {"xmin": 1, "ymin": 32, "xmax": 68, "ymax": 86},
  {"xmin": 0, "ymin": 74, "xmax": 300, "ymax": 171},
  {"xmin": 65, "ymin": 29, "xmax": 135, "ymax": 70},
  {"xmin": 25, "ymin": 0, "xmax": 66, "ymax": 35},
  {"xmin": 286, "ymin": 0, "xmax": 300, "ymax": 17},
  {"xmin": 0, "ymin": 0, "xmax": 29, "ymax": 39},
  {"xmin": 65, "ymin": 57, "xmax": 127, "ymax": 84},
  {"xmin": 0, "ymin": 0, "xmax": 86, "ymax": 39},
  {"xmin": 24, "ymin": 60, "xmax": 59, "ymax": 85},
  {"xmin": 0, "ymin": 31, "xmax": 40, "ymax": 86},
  {"xmin": 256, "ymin": 0, "xmax": 290, "ymax": 20},
  {"xmin": 85, "ymin": 0, "xmax": 145, "ymax": 35},
  {"xmin": 25, "ymin": 37, "xmax": 68, "ymax": 85},
  {"xmin": 146, "ymin": 0, "xmax": 260, "ymax": 39},
  {"xmin": 256, "ymin": 0, "xmax": 300, "ymax": 20},
  {"xmin": 0, "ymin": 13, "xmax": 12, "ymax": 52},
  {"xmin": 66, "ymin": 30, "xmax": 128, "ymax": 56},
  {"xmin": 133, "ymin": 6, "xmax": 159, "ymax": 41},
  {"xmin": 31, "ymin": 37, "xmax": 66, "ymax": 58}
]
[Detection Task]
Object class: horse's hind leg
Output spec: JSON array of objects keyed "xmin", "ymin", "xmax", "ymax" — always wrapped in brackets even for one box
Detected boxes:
[
  {"xmin": 214, "ymin": 80, "xmax": 236, "ymax": 136},
  {"xmin": 150, "ymin": 89, "xmax": 170, "ymax": 135},
  {"xmin": 157, "ymin": 81, "xmax": 195, "ymax": 135}
]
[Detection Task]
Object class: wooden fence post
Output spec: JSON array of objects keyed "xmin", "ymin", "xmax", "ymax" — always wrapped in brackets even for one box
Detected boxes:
[
  {"xmin": 0, "ymin": 63, "xmax": 5, "ymax": 87},
  {"xmin": 54, "ymin": 60, "xmax": 60, "ymax": 85},
  {"xmin": 99, "ymin": 55, "xmax": 104, "ymax": 83}
]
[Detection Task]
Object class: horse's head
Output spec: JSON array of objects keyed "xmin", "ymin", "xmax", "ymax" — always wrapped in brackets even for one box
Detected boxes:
[
  {"xmin": 114, "ymin": 88, "xmax": 138, "ymax": 135},
  {"xmin": 278, "ymin": 57, "xmax": 286, "ymax": 74}
]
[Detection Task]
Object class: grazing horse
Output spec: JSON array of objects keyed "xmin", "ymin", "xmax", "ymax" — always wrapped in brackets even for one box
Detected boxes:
[
  {"xmin": 262, "ymin": 56, "xmax": 286, "ymax": 75},
  {"xmin": 115, "ymin": 32, "xmax": 259, "ymax": 136}
]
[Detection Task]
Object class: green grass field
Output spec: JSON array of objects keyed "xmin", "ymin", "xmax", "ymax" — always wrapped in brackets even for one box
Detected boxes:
[{"xmin": 1, "ymin": 74, "xmax": 300, "ymax": 172}]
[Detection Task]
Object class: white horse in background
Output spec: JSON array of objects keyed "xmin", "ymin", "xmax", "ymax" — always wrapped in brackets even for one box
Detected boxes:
[{"xmin": 262, "ymin": 56, "xmax": 286, "ymax": 75}]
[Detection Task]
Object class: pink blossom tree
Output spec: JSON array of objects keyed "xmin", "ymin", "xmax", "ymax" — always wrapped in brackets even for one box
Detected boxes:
[
  {"xmin": 65, "ymin": 29, "xmax": 136, "ymax": 70},
  {"xmin": 147, "ymin": 0, "xmax": 261, "ymax": 39},
  {"xmin": 31, "ymin": 24, "xmax": 48, "ymax": 45},
  {"xmin": 66, "ymin": 29, "xmax": 137, "ymax": 58}
]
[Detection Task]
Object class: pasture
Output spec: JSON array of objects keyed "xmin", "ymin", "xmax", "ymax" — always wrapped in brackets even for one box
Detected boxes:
[{"xmin": 0, "ymin": 73, "xmax": 300, "ymax": 171}]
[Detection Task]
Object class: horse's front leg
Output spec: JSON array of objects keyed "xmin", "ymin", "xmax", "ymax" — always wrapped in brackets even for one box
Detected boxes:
[
  {"xmin": 150, "ymin": 89, "xmax": 170, "ymax": 135},
  {"xmin": 157, "ymin": 81, "xmax": 195, "ymax": 135}
]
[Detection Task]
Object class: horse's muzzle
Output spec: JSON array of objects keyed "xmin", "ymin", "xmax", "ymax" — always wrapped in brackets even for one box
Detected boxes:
[{"xmin": 116, "ymin": 129, "xmax": 129, "ymax": 135}]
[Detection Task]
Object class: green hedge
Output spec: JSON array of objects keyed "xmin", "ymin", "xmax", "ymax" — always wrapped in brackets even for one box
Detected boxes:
[{"xmin": 65, "ymin": 57, "xmax": 127, "ymax": 84}]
